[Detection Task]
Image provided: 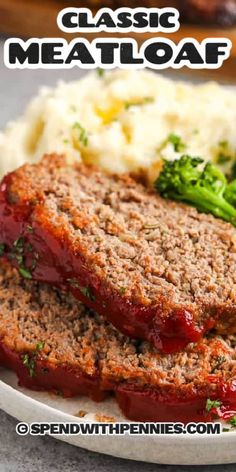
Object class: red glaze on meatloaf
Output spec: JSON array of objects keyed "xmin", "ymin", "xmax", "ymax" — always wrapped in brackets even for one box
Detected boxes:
[
  {"xmin": 0, "ymin": 261, "xmax": 236, "ymax": 423},
  {"xmin": 1, "ymin": 154, "xmax": 236, "ymax": 353}
]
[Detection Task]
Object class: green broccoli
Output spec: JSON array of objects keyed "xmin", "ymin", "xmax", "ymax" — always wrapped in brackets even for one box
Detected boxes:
[
  {"xmin": 224, "ymin": 180, "xmax": 236, "ymax": 207},
  {"xmin": 155, "ymin": 155, "xmax": 236, "ymax": 227}
]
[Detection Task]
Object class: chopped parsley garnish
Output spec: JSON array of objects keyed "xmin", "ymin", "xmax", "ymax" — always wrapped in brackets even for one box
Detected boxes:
[
  {"xmin": 22, "ymin": 342, "xmax": 45, "ymax": 377},
  {"xmin": 97, "ymin": 68, "xmax": 105, "ymax": 78},
  {"xmin": 22, "ymin": 354, "xmax": 35, "ymax": 378},
  {"xmin": 206, "ymin": 399, "xmax": 222, "ymax": 412},
  {"xmin": 216, "ymin": 140, "xmax": 233, "ymax": 165},
  {"xmin": 67, "ymin": 279, "xmax": 96, "ymax": 301},
  {"xmin": 229, "ymin": 416, "xmax": 236, "ymax": 427},
  {"xmin": 166, "ymin": 133, "xmax": 186, "ymax": 153},
  {"xmin": 119, "ymin": 286, "xmax": 127, "ymax": 295},
  {"xmin": 36, "ymin": 342, "xmax": 45, "ymax": 351},
  {"xmin": 13, "ymin": 237, "xmax": 24, "ymax": 250},
  {"xmin": 219, "ymin": 140, "xmax": 229, "ymax": 148},
  {"xmin": 79, "ymin": 286, "xmax": 96, "ymax": 301},
  {"xmin": 124, "ymin": 97, "xmax": 154, "ymax": 110},
  {"xmin": 73, "ymin": 122, "xmax": 89, "ymax": 146},
  {"xmin": 0, "ymin": 243, "xmax": 5, "ymax": 257},
  {"xmin": 16, "ymin": 254, "xmax": 24, "ymax": 265},
  {"xmin": 63, "ymin": 138, "xmax": 69, "ymax": 144},
  {"xmin": 212, "ymin": 355, "xmax": 226, "ymax": 372},
  {"xmin": 11, "ymin": 236, "xmax": 38, "ymax": 279},
  {"xmin": 217, "ymin": 154, "xmax": 231, "ymax": 165},
  {"xmin": 216, "ymin": 355, "xmax": 226, "ymax": 364}
]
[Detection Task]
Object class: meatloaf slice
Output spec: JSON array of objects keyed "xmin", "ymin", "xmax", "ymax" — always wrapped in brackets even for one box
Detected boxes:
[
  {"xmin": 1, "ymin": 154, "xmax": 236, "ymax": 353},
  {"xmin": 0, "ymin": 261, "xmax": 236, "ymax": 423}
]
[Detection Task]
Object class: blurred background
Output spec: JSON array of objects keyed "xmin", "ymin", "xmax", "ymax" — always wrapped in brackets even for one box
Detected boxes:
[{"xmin": 0, "ymin": 0, "xmax": 235, "ymax": 82}]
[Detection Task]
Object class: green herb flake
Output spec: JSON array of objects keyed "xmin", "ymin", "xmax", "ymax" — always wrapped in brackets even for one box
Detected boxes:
[
  {"xmin": 212, "ymin": 355, "xmax": 226, "ymax": 373},
  {"xmin": 16, "ymin": 254, "xmax": 24, "ymax": 265},
  {"xmin": 13, "ymin": 237, "xmax": 24, "ymax": 250},
  {"xmin": 19, "ymin": 267, "xmax": 32, "ymax": 280},
  {"xmin": 22, "ymin": 342, "xmax": 45, "ymax": 378},
  {"xmin": 73, "ymin": 122, "xmax": 89, "ymax": 146},
  {"xmin": 119, "ymin": 286, "xmax": 127, "ymax": 295},
  {"xmin": 97, "ymin": 68, "xmax": 105, "ymax": 78},
  {"xmin": 11, "ymin": 236, "xmax": 38, "ymax": 277},
  {"xmin": 216, "ymin": 355, "xmax": 226, "ymax": 365},
  {"xmin": 22, "ymin": 354, "xmax": 35, "ymax": 378},
  {"xmin": 217, "ymin": 153, "xmax": 231, "ymax": 165},
  {"xmin": 125, "ymin": 97, "xmax": 154, "ymax": 110},
  {"xmin": 67, "ymin": 279, "xmax": 96, "ymax": 301},
  {"xmin": 27, "ymin": 243, "xmax": 33, "ymax": 252},
  {"xmin": 31, "ymin": 260, "xmax": 37, "ymax": 271},
  {"xmin": 229, "ymin": 416, "xmax": 236, "ymax": 427},
  {"xmin": 125, "ymin": 101, "xmax": 133, "ymax": 110},
  {"xmin": 206, "ymin": 399, "xmax": 222, "ymax": 413},
  {"xmin": 80, "ymin": 286, "xmax": 96, "ymax": 302},
  {"xmin": 0, "ymin": 243, "xmax": 5, "ymax": 257},
  {"xmin": 36, "ymin": 342, "xmax": 45, "ymax": 351},
  {"xmin": 63, "ymin": 138, "xmax": 69, "ymax": 144},
  {"xmin": 219, "ymin": 140, "xmax": 229, "ymax": 149},
  {"xmin": 166, "ymin": 133, "xmax": 186, "ymax": 153},
  {"xmin": 27, "ymin": 225, "xmax": 34, "ymax": 233},
  {"xmin": 223, "ymin": 427, "xmax": 230, "ymax": 432},
  {"xmin": 213, "ymin": 356, "xmax": 226, "ymax": 371},
  {"xmin": 216, "ymin": 141, "xmax": 234, "ymax": 165}
]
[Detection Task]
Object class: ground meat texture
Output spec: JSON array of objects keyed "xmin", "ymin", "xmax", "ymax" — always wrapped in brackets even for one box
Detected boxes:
[
  {"xmin": 1, "ymin": 154, "xmax": 236, "ymax": 353},
  {"xmin": 0, "ymin": 261, "xmax": 236, "ymax": 423}
]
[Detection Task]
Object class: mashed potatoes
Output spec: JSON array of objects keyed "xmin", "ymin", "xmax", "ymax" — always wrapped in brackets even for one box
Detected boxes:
[{"xmin": 1, "ymin": 69, "xmax": 236, "ymax": 181}]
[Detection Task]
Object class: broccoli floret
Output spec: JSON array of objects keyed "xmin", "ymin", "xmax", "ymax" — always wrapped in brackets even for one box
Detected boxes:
[
  {"xmin": 224, "ymin": 180, "xmax": 236, "ymax": 207},
  {"xmin": 155, "ymin": 155, "xmax": 236, "ymax": 226}
]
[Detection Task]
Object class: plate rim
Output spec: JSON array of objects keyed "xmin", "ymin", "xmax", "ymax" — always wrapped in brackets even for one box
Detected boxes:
[{"xmin": 1, "ymin": 374, "xmax": 236, "ymax": 444}]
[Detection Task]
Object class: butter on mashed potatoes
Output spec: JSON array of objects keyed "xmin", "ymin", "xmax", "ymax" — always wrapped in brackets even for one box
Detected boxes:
[{"xmin": 0, "ymin": 69, "xmax": 236, "ymax": 182}]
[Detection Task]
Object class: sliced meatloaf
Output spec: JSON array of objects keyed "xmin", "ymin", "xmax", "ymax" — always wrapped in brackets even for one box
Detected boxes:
[
  {"xmin": 0, "ymin": 261, "xmax": 236, "ymax": 423},
  {"xmin": 1, "ymin": 154, "xmax": 236, "ymax": 353}
]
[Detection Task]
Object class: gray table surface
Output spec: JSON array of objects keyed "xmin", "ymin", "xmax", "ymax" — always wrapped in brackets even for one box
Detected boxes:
[{"xmin": 0, "ymin": 39, "xmax": 235, "ymax": 472}]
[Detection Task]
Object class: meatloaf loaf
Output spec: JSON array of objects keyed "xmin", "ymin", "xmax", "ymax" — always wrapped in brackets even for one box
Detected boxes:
[
  {"xmin": 1, "ymin": 154, "xmax": 236, "ymax": 353},
  {"xmin": 0, "ymin": 261, "xmax": 236, "ymax": 423}
]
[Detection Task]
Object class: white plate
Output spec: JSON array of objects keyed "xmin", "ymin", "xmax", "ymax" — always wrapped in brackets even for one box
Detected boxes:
[{"xmin": 1, "ymin": 368, "xmax": 236, "ymax": 465}]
